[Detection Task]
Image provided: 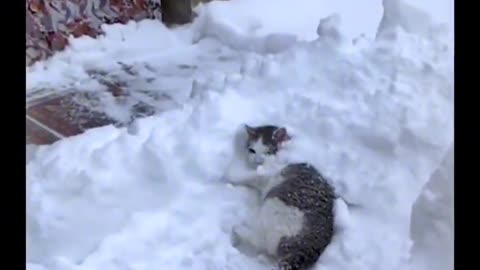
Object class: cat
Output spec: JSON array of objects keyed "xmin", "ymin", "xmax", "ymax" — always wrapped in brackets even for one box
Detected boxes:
[{"xmin": 223, "ymin": 124, "xmax": 336, "ymax": 270}]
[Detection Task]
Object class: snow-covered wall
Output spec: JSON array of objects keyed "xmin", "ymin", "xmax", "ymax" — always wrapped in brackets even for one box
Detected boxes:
[
  {"xmin": 410, "ymin": 145, "xmax": 454, "ymax": 270},
  {"xmin": 377, "ymin": 1, "xmax": 454, "ymax": 270}
]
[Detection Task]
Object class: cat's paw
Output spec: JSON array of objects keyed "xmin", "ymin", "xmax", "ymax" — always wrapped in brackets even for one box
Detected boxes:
[
  {"xmin": 221, "ymin": 174, "xmax": 234, "ymax": 184},
  {"xmin": 222, "ymin": 176, "xmax": 239, "ymax": 189}
]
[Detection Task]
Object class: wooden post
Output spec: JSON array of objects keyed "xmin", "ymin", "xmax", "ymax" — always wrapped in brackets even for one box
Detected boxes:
[{"xmin": 161, "ymin": 0, "xmax": 193, "ymax": 26}]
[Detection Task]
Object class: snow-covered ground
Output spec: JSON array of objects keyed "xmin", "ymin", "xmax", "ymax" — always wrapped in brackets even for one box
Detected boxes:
[{"xmin": 26, "ymin": 0, "xmax": 454, "ymax": 270}]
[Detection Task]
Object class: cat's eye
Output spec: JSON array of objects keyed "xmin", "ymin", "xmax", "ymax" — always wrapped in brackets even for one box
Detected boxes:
[{"xmin": 248, "ymin": 148, "xmax": 256, "ymax": 154}]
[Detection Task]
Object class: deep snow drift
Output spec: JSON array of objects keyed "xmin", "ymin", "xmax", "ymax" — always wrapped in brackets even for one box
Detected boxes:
[{"xmin": 26, "ymin": 1, "xmax": 454, "ymax": 270}]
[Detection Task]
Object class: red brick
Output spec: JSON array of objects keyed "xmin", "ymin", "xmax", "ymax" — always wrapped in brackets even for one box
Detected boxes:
[
  {"xmin": 27, "ymin": 92, "xmax": 118, "ymax": 138},
  {"xmin": 26, "ymin": 117, "xmax": 61, "ymax": 145}
]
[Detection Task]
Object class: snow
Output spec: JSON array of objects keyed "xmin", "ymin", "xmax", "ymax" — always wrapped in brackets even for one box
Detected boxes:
[
  {"xmin": 197, "ymin": 0, "xmax": 383, "ymax": 41},
  {"xmin": 26, "ymin": 0, "xmax": 454, "ymax": 270}
]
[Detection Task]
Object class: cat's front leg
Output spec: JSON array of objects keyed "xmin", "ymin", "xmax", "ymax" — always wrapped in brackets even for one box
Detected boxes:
[
  {"xmin": 223, "ymin": 168, "xmax": 262, "ymax": 189},
  {"xmin": 223, "ymin": 165, "xmax": 266, "ymax": 189}
]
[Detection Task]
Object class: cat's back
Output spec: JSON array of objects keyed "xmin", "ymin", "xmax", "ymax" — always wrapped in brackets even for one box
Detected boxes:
[
  {"xmin": 266, "ymin": 162, "xmax": 335, "ymax": 213},
  {"xmin": 265, "ymin": 163, "xmax": 336, "ymax": 269}
]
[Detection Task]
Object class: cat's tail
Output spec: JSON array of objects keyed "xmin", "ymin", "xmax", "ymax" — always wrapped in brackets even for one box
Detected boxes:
[
  {"xmin": 278, "ymin": 249, "xmax": 320, "ymax": 270},
  {"xmin": 277, "ymin": 233, "xmax": 329, "ymax": 270}
]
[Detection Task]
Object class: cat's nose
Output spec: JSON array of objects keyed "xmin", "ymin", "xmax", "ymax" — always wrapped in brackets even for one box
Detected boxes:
[{"xmin": 255, "ymin": 156, "xmax": 265, "ymax": 164}]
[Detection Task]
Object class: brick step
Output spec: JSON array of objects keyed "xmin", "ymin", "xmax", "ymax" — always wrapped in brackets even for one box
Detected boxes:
[{"xmin": 26, "ymin": 91, "xmax": 158, "ymax": 145}]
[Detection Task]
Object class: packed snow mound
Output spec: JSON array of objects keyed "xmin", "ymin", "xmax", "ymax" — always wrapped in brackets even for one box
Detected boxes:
[{"xmin": 27, "ymin": 1, "xmax": 453, "ymax": 270}]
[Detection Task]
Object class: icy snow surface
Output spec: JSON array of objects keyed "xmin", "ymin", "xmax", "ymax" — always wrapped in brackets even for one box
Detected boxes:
[{"xmin": 27, "ymin": 0, "xmax": 454, "ymax": 270}]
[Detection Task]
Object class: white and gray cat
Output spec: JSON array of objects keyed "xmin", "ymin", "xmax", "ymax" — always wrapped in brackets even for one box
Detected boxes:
[{"xmin": 223, "ymin": 124, "xmax": 335, "ymax": 270}]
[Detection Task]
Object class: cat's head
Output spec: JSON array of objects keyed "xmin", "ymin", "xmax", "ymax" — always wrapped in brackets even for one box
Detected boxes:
[{"xmin": 244, "ymin": 124, "xmax": 291, "ymax": 167}]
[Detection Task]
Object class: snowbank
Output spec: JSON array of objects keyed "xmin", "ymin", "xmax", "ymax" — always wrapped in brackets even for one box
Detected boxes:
[{"xmin": 27, "ymin": 0, "xmax": 453, "ymax": 270}]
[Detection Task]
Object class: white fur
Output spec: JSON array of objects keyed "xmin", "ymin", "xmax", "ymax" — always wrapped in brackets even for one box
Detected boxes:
[
  {"xmin": 257, "ymin": 197, "xmax": 304, "ymax": 256},
  {"xmin": 224, "ymin": 157, "xmax": 305, "ymax": 257},
  {"xmin": 247, "ymin": 138, "xmax": 271, "ymax": 167}
]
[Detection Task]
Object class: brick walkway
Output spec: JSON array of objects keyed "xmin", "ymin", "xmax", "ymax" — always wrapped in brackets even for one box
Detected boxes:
[
  {"xmin": 26, "ymin": 92, "xmax": 116, "ymax": 144},
  {"xmin": 25, "ymin": 85, "xmax": 167, "ymax": 144}
]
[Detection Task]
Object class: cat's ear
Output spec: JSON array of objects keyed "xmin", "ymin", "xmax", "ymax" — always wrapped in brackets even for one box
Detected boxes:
[
  {"xmin": 245, "ymin": 124, "xmax": 257, "ymax": 137},
  {"xmin": 273, "ymin": 127, "xmax": 291, "ymax": 142}
]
